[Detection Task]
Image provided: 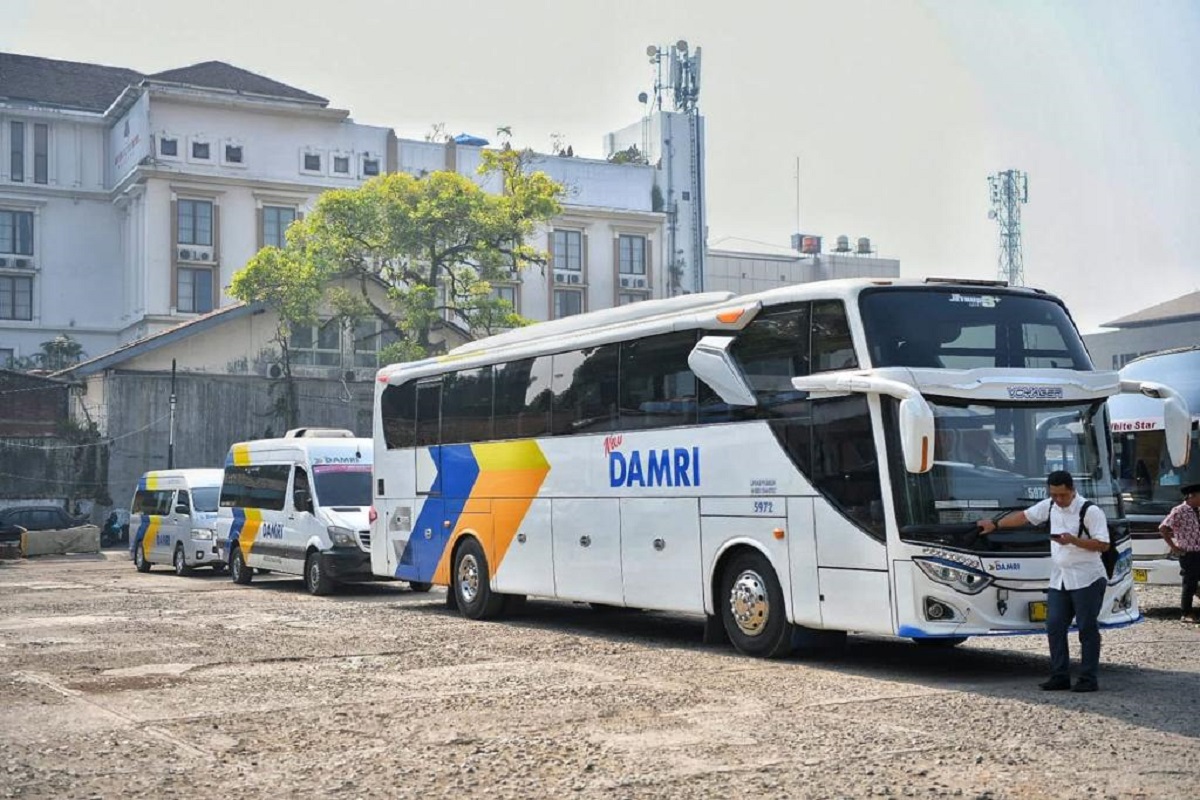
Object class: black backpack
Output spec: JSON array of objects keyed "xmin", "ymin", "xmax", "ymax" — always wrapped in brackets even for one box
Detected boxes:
[{"xmin": 1077, "ymin": 501, "xmax": 1117, "ymax": 580}]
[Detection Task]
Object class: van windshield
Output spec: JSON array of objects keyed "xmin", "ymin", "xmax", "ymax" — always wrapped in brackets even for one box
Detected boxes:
[
  {"xmin": 192, "ymin": 487, "xmax": 220, "ymax": 512},
  {"xmin": 312, "ymin": 465, "xmax": 372, "ymax": 508}
]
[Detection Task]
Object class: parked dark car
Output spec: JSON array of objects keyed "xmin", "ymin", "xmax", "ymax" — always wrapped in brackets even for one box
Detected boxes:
[{"xmin": 0, "ymin": 506, "xmax": 88, "ymax": 533}]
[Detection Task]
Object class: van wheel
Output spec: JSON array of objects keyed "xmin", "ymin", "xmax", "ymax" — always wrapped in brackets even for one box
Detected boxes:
[
  {"xmin": 134, "ymin": 544, "xmax": 151, "ymax": 573},
  {"xmin": 173, "ymin": 545, "xmax": 193, "ymax": 577},
  {"xmin": 230, "ymin": 547, "xmax": 253, "ymax": 585},
  {"xmin": 408, "ymin": 581, "xmax": 433, "ymax": 593},
  {"xmin": 720, "ymin": 550, "xmax": 794, "ymax": 658},
  {"xmin": 453, "ymin": 538, "xmax": 505, "ymax": 620},
  {"xmin": 304, "ymin": 552, "xmax": 336, "ymax": 596}
]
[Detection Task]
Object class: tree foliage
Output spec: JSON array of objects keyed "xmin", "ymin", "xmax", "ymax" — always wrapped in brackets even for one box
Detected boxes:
[{"xmin": 232, "ymin": 148, "xmax": 565, "ymax": 367}]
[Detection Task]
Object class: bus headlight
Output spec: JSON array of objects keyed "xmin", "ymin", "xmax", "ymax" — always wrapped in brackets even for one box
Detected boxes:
[
  {"xmin": 914, "ymin": 558, "xmax": 993, "ymax": 595},
  {"xmin": 191, "ymin": 528, "xmax": 214, "ymax": 540},
  {"xmin": 328, "ymin": 526, "xmax": 357, "ymax": 546}
]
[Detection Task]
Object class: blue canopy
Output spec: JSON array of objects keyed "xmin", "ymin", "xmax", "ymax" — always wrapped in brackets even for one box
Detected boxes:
[{"xmin": 453, "ymin": 133, "xmax": 490, "ymax": 146}]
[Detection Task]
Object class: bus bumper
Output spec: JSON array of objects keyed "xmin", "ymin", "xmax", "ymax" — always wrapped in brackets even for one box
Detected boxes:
[{"xmin": 1132, "ymin": 557, "xmax": 1181, "ymax": 586}]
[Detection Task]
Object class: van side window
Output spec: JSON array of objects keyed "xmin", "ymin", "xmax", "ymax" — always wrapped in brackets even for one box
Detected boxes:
[
  {"xmin": 132, "ymin": 489, "xmax": 173, "ymax": 515},
  {"xmin": 175, "ymin": 490, "xmax": 191, "ymax": 513},
  {"xmin": 293, "ymin": 467, "xmax": 311, "ymax": 512},
  {"xmin": 219, "ymin": 465, "xmax": 290, "ymax": 511}
]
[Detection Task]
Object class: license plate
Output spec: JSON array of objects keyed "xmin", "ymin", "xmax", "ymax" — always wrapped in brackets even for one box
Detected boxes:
[
  {"xmin": 1028, "ymin": 601, "xmax": 1048, "ymax": 623},
  {"xmin": 1133, "ymin": 569, "xmax": 1148, "ymax": 583}
]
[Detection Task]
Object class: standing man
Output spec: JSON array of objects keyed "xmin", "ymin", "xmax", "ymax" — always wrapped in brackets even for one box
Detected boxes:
[
  {"xmin": 977, "ymin": 471, "xmax": 1110, "ymax": 693},
  {"xmin": 1158, "ymin": 482, "xmax": 1200, "ymax": 622}
]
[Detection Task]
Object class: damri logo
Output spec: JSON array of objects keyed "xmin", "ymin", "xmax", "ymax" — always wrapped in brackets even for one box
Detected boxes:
[{"xmin": 605, "ymin": 435, "xmax": 701, "ymax": 488}]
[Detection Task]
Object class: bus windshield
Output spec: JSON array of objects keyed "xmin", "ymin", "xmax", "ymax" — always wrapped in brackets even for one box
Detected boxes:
[
  {"xmin": 1113, "ymin": 426, "xmax": 1200, "ymax": 516},
  {"xmin": 886, "ymin": 399, "xmax": 1118, "ymax": 552},
  {"xmin": 312, "ymin": 465, "xmax": 372, "ymax": 508},
  {"xmin": 860, "ymin": 289, "xmax": 1091, "ymax": 370}
]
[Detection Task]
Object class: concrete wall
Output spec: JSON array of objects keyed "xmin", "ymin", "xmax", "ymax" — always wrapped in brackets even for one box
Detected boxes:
[{"xmin": 1083, "ymin": 320, "xmax": 1200, "ymax": 370}]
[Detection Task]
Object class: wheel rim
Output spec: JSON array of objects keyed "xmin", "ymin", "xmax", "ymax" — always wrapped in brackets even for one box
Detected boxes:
[
  {"xmin": 457, "ymin": 553, "xmax": 480, "ymax": 604},
  {"xmin": 175, "ymin": 549, "xmax": 184, "ymax": 572},
  {"xmin": 308, "ymin": 560, "xmax": 320, "ymax": 589},
  {"xmin": 729, "ymin": 569, "xmax": 770, "ymax": 637},
  {"xmin": 135, "ymin": 547, "xmax": 144, "ymax": 567},
  {"xmin": 232, "ymin": 553, "xmax": 241, "ymax": 580}
]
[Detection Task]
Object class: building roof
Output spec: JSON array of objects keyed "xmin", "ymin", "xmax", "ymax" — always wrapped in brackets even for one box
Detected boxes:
[
  {"xmin": 0, "ymin": 52, "xmax": 143, "ymax": 112},
  {"xmin": 0, "ymin": 52, "xmax": 327, "ymax": 114},
  {"xmin": 1102, "ymin": 290, "xmax": 1200, "ymax": 329},
  {"xmin": 147, "ymin": 61, "xmax": 327, "ymax": 104},
  {"xmin": 707, "ymin": 236, "xmax": 802, "ymax": 259},
  {"xmin": 54, "ymin": 302, "xmax": 262, "ymax": 378}
]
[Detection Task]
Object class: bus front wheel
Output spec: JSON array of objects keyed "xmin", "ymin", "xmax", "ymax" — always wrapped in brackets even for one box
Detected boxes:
[
  {"xmin": 720, "ymin": 550, "xmax": 794, "ymax": 659},
  {"xmin": 453, "ymin": 538, "xmax": 505, "ymax": 620}
]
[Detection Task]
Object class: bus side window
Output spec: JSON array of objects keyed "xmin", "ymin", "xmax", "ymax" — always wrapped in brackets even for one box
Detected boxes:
[
  {"xmin": 494, "ymin": 357, "xmax": 552, "ymax": 440},
  {"xmin": 381, "ymin": 382, "xmax": 417, "ymax": 450},
  {"xmin": 729, "ymin": 302, "xmax": 811, "ymax": 419},
  {"xmin": 551, "ymin": 345, "xmax": 619, "ymax": 435},
  {"xmin": 415, "ymin": 380, "xmax": 442, "ymax": 447},
  {"xmin": 812, "ymin": 300, "xmax": 858, "ymax": 373},
  {"xmin": 618, "ymin": 331, "xmax": 698, "ymax": 431},
  {"xmin": 809, "ymin": 396, "xmax": 885, "ymax": 541},
  {"xmin": 442, "ymin": 367, "xmax": 493, "ymax": 445}
]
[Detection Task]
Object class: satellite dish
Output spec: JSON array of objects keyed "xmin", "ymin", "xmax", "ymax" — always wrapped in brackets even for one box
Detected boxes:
[
  {"xmin": 676, "ymin": 39, "xmax": 689, "ymax": 52},
  {"xmin": 646, "ymin": 45, "xmax": 659, "ymax": 57},
  {"xmin": 637, "ymin": 92, "xmax": 649, "ymax": 104}
]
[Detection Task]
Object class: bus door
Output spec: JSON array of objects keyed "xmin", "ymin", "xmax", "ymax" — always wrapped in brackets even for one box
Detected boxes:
[{"xmin": 406, "ymin": 379, "xmax": 443, "ymax": 583}]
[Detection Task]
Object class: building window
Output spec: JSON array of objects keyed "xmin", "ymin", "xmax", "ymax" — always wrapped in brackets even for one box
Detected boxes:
[
  {"xmin": 333, "ymin": 155, "xmax": 350, "ymax": 174},
  {"xmin": 177, "ymin": 200, "xmax": 213, "ymax": 246},
  {"xmin": 303, "ymin": 152, "xmax": 321, "ymax": 172},
  {"xmin": 160, "ymin": 137, "xmax": 178, "ymax": 157},
  {"xmin": 553, "ymin": 289, "xmax": 583, "ymax": 319},
  {"xmin": 617, "ymin": 292, "xmax": 645, "ymax": 306},
  {"xmin": 0, "ymin": 347, "xmax": 14, "ymax": 367},
  {"xmin": 177, "ymin": 268, "xmax": 213, "ymax": 314},
  {"xmin": 362, "ymin": 157, "xmax": 380, "ymax": 177},
  {"xmin": 493, "ymin": 284, "xmax": 517, "ymax": 308},
  {"xmin": 0, "ymin": 210, "xmax": 34, "ymax": 256},
  {"xmin": 224, "ymin": 144, "xmax": 243, "ymax": 164},
  {"xmin": 351, "ymin": 319, "xmax": 393, "ymax": 367},
  {"xmin": 33, "ymin": 124, "xmax": 48, "ymax": 184},
  {"xmin": 291, "ymin": 318, "xmax": 341, "ymax": 366},
  {"xmin": 552, "ymin": 230, "xmax": 582, "ymax": 271},
  {"xmin": 618, "ymin": 234, "xmax": 646, "ymax": 275},
  {"xmin": 262, "ymin": 206, "xmax": 297, "ymax": 249},
  {"xmin": 1, "ymin": 275, "xmax": 34, "ymax": 320},
  {"xmin": 191, "ymin": 141, "xmax": 210, "ymax": 160},
  {"xmin": 9, "ymin": 122, "xmax": 24, "ymax": 183}
]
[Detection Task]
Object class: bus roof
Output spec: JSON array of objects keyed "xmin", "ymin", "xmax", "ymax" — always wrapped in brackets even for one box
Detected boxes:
[{"xmin": 377, "ymin": 277, "xmax": 1061, "ymax": 385}]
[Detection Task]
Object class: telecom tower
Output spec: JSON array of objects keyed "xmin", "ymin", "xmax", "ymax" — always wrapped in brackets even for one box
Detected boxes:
[{"xmin": 987, "ymin": 170, "xmax": 1029, "ymax": 286}]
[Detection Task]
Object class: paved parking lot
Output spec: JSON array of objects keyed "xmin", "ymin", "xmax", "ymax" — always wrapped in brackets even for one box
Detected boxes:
[{"xmin": 1, "ymin": 553, "xmax": 1198, "ymax": 799}]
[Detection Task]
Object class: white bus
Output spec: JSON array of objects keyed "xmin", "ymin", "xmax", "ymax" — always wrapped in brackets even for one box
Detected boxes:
[
  {"xmin": 370, "ymin": 278, "xmax": 1191, "ymax": 657},
  {"xmin": 1108, "ymin": 347, "xmax": 1200, "ymax": 585}
]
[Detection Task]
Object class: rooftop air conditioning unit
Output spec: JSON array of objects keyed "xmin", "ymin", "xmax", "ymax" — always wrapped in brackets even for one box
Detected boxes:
[{"xmin": 285, "ymin": 427, "xmax": 355, "ymax": 439}]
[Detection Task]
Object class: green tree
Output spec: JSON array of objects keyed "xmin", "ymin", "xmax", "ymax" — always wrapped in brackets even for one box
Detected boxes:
[
  {"xmin": 229, "ymin": 245, "xmax": 325, "ymax": 428},
  {"xmin": 9, "ymin": 334, "xmax": 87, "ymax": 372},
  {"xmin": 276, "ymin": 148, "xmax": 564, "ymax": 360}
]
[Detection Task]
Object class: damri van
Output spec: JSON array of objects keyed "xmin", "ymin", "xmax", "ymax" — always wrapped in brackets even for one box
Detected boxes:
[
  {"xmin": 215, "ymin": 428, "xmax": 406, "ymax": 595},
  {"xmin": 129, "ymin": 469, "xmax": 225, "ymax": 575}
]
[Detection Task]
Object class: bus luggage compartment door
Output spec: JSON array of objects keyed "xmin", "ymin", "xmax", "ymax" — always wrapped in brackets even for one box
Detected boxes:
[
  {"xmin": 551, "ymin": 498, "xmax": 623, "ymax": 605},
  {"xmin": 620, "ymin": 498, "xmax": 702, "ymax": 613}
]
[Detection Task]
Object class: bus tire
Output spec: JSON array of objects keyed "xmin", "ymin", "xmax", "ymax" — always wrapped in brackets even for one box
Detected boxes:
[
  {"xmin": 453, "ymin": 537, "xmax": 505, "ymax": 620},
  {"xmin": 408, "ymin": 581, "xmax": 433, "ymax": 593},
  {"xmin": 913, "ymin": 636, "xmax": 967, "ymax": 648},
  {"xmin": 230, "ymin": 546, "xmax": 253, "ymax": 585},
  {"xmin": 304, "ymin": 552, "xmax": 336, "ymax": 596},
  {"xmin": 173, "ymin": 544, "xmax": 193, "ymax": 577},
  {"xmin": 134, "ymin": 544, "xmax": 151, "ymax": 573},
  {"xmin": 720, "ymin": 550, "xmax": 794, "ymax": 659}
]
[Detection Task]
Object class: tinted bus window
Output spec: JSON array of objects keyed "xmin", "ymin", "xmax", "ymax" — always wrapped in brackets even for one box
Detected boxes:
[
  {"xmin": 618, "ymin": 331, "xmax": 698, "ymax": 430},
  {"xmin": 415, "ymin": 380, "xmax": 442, "ymax": 447},
  {"xmin": 442, "ymin": 367, "xmax": 493, "ymax": 444},
  {"xmin": 551, "ymin": 345, "xmax": 619, "ymax": 435},
  {"xmin": 812, "ymin": 300, "xmax": 857, "ymax": 372},
  {"xmin": 730, "ymin": 303, "xmax": 811, "ymax": 419},
  {"xmin": 494, "ymin": 357, "xmax": 552, "ymax": 439},
  {"xmin": 381, "ymin": 382, "xmax": 416, "ymax": 449},
  {"xmin": 809, "ymin": 396, "xmax": 884, "ymax": 540}
]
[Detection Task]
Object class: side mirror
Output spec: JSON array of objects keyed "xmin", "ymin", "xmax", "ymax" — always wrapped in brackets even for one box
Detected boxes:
[
  {"xmin": 1122, "ymin": 380, "xmax": 1192, "ymax": 468},
  {"xmin": 688, "ymin": 336, "xmax": 757, "ymax": 407},
  {"xmin": 294, "ymin": 489, "xmax": 313, "ymax": 513},
  {"xmin": 174, "ymin": 504, "xmax": 189, "ymax": 516}
]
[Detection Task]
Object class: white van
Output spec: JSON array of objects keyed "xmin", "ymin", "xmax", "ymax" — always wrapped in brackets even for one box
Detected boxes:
[
  {"xmin": 215, "ymin": 428, "xmax": 388, "ymax": 595},
  {"xmin": 129, "ymin": 469, "xmax": 225, "ymax": 575}
]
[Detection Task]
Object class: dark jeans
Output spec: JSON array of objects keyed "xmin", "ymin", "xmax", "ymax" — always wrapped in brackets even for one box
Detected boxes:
[
  {"xmin": 1181, "ymin": 552, "xmax": 1200, "ymax": 615},
  {"xmin": 1046, "ymin": 577, "xmax": 1107, "ymax": 684}
]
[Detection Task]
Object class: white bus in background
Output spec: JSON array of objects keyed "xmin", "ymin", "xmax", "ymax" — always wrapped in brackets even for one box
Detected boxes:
[
  {"xmin": 370, "ymin": 278, "xmax": 1191, "ymax": 657},
  {"xmin": 1108, "ymin": 347, "xmax": 1200, "ymax": 586}
]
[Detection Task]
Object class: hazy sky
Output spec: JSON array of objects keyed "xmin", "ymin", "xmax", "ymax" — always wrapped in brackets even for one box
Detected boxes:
[{"xmin": 5, "ymin": 0, "xmax": 1198, "ymax": 332}]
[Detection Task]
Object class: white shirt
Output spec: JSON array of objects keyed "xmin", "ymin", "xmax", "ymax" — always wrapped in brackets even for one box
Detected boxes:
[{"xmin": 1024, "ymin": 494, "xmax": 1110, "ymax": 591}]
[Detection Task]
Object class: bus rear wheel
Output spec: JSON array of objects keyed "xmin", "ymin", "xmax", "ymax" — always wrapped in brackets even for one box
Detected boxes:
[
  {"xmin": 453, "ymin": 538, "xmax": 505, "ymax": 620},
  {"xmin": 720, "ymin": 550, "xmax": 794, "ymax": 659}
]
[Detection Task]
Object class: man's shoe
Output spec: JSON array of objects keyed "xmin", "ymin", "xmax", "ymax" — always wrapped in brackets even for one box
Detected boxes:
[
  {"xmin": 1039, "ymin": 677, "xmax": 1071, "ymax": 691},
  {"xmin": 1180, "ymin": 615, "xmax": 1199, "ymax": 623},
  {"xmin": 1071, "ymin": 680, "xmax": 1098, "ymax": 693}
]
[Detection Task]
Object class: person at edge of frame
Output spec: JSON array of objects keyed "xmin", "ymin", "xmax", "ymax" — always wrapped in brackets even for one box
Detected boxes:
[
  {"xmin": 1158, "ymin": 482, "xmax": 1200, "ymax": 622},
  {"xmin": 976, "ymin": 470, "xmax": 1110, "ymax": 693}
]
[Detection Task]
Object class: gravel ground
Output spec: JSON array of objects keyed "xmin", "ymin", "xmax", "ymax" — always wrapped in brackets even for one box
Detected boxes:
[{"xmin": 1, "ymin": 552, "xmax": 1197, "ymax": 799}]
